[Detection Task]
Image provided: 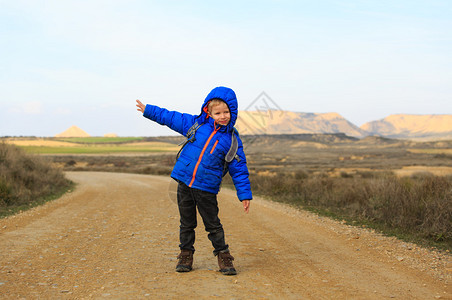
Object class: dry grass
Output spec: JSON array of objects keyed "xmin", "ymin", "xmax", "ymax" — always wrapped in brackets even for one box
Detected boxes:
[
  {"xmin": 5, "ymin": 139, "xmax": 77, "ymax": 147},
  {"xmin": 231, "ymin": 171, "xmax": 452, "ymax": 249},
  {"xmin": 394, "ymin": 166, "xmax": 452, "ymax": 177},
  {"xmin": 408, "ymin": 148, "xmax": 452, "ymax": 155},
  {"xmin": 0, "ymin": 143, "xmax": 72, "ymax": 216}
]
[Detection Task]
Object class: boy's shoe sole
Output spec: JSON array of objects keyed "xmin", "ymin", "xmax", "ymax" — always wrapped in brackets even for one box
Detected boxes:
[
  {"xmin": 176, "ymin": 265, "xmax": 192, "ymax": 272},
  {"xmin": 220, "ymin": 268, "xmax": 237, "ymax": 275}
]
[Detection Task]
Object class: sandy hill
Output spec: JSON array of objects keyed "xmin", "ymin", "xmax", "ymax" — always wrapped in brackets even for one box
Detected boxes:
[
  {"xmin": 361, "ymin": 114, "xmax": 452, "ymax": 140},
  {"xmin": 236, "ymin": 110, "xmax": 368, "ymax": 137},
  {"xmin": 55, "ymin": 125, "xmax": 90, "ymax": 138}
]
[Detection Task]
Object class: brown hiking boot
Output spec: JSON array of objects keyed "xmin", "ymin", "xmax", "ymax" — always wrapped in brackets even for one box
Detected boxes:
[
  {"xmin": 217, "ymin": 251, "xmax": 237, "ymax": 275},
  {"xmin": 176, "ymin": 250, "xmax": 193, "ymax": 272}
]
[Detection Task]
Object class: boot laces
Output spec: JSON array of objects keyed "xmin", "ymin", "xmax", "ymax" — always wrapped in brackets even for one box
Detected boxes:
[
  {"xmin": 220, "ymin": 253, "xmax": 234, "ymax": 267},
  {"xmin": 177, "ymin": 253, "xmax": 191, "ymax": 264}
]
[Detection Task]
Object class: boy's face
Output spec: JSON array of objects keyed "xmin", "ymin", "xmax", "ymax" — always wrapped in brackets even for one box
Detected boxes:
[{"xmin": 209, "ymin": 102, "xmax": 231, "ymax": 126}]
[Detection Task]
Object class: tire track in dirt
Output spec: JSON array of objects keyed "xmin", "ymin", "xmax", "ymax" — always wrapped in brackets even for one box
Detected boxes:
[{"xmin": 0, "ymin": 172, "xmax": 450, "ymax": 299}]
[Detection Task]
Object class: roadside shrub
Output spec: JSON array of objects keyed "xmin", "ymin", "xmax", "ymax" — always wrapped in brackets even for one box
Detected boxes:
[
  {"xmin": 0, "ymin": 142, "xmax": 72, "ymax": 214},
  {"xmin": 294, "ymin": 170, "xmax": 309, "ymax": 180},
  {"xmin": 249, "ymin": 171, "xmax": 452, "ymax": 249},
  {"xmin": 139, "ymin": 166, "xmax": 172, "ymax": 175},
  {"xmin": 340, "ymin": 171, "xmax": 353, "ymax": 178},
  {"xmin": 0, "ymin": 179, "xmax": 13, "ymax": 206},
  {"xmin": 434, "ymin": 153, "xmax": 452, "ymax": 160},
  {"xmin": 65, "ymin": 159, "xmax": 77, "ymax": 167}
]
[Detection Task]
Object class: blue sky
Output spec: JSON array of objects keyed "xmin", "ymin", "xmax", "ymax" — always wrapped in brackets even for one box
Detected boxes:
[{"xmin": 1, "ymin": 0, "xmax": 451, "ymax": 137}]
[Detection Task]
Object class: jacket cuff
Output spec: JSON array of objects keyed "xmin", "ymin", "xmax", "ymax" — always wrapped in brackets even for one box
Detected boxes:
[
  {"xmin": 237, "ymin": 192, "xmax": 253, "ymax": 201},
  {"xmin": 143, "ymin": 104, "xmax": 155, "ymax": 119}
]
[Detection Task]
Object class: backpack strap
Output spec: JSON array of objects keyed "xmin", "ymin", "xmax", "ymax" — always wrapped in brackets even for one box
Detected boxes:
[
  {"xmin": 176, "ymin": 121, "xmax": 202, "ymax": 160},
  {"xmin": 225, "ymin": 128, "xmax": 240, "ymax": 163},
  {"xmin": 223, "ymin": 128, "xmax": 240, "ymax": 176}
]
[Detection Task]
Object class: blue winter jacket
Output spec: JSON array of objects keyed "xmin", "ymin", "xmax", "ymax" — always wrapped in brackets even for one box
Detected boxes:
[{"xmin": 142, "ymin": 86, "xmax": 253, "ymax": 201}]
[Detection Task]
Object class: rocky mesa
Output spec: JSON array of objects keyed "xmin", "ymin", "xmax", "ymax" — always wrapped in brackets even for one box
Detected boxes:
[
  {"xmin": 361, "ymin": 114, "xmax": 452, "ymax": 140},
  {"xmin": 236, "ymin": 110, "xmax": 367, "ymax": 137},
  {"xmin": 236, "ymin": 111, "xmax": 452, "ymax": 140}
]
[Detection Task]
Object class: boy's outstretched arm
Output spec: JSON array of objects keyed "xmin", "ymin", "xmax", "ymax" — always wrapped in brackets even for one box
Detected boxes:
[{"xmin": 135, "ymin": 99, "xmax": 196, "ymax": 136}]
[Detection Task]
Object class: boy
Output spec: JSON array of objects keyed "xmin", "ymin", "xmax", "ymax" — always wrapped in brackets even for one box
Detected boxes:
[{"xmin": 136, "ymin": 86, "xmax": 252, "ymax": 275}]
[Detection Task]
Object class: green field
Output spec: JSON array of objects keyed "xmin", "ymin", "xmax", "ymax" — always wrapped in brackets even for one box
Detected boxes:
[{"xmin": 56, "ymin": 137, "xmax": 144, "ymax": 144}]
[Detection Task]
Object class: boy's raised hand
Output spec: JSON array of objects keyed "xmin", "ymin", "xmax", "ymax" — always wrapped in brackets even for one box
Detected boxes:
[
  {"xmin": 136, "ymin": 100, "xmax": 145, "ymax": 113},
  {"xmin": 242, "ymin": 200, "xmax": 250, "ymax": 213}
]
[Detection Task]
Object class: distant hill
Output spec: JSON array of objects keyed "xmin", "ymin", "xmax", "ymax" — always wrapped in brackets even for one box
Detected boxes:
[
  {"xmin": 55, "ymin": 126, "xmax": 90, "ymax": 138},
  {"xmin": 361, "ymin": 114, "xmax": 452, "ymax": 140},
  {"xmin": 236, "ymin": 111, "xmax": 368, "ymax": 137},
  {"xmin": 235, "ymin": 111, "xmax": 451, "ymax": 141}
]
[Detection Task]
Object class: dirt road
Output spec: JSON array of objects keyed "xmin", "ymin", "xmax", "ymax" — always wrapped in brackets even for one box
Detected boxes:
[{"xmin": 0, "ymin": 172, "xmax": 450, "ymax": 299}]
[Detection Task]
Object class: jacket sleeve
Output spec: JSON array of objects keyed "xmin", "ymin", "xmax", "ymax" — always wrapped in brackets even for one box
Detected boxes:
[
  {"xmin": 228, "ymin": 135, "xmax": 253, "ymax": 201},
  {"xmin": 143, "ymin": 104, "xmax": 196, "ymax": 136}
]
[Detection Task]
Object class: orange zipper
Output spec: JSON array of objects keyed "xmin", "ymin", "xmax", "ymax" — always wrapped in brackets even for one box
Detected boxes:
[
  {"xmin": 210, "ymin": 140, "xmax": 219, "ymax": 154},
  {"xmin": 189, "ymin": 126, "xmax": 220, "ymax": 187}
]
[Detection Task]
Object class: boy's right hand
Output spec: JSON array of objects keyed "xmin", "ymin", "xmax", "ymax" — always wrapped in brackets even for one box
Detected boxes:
[
  {"xmin": 242, "ymin": 200, "xmax": 250, "ymax": 214},
  {"xmin": 136, "ymin": 100, "xmax": 145, "ymax": 113}
]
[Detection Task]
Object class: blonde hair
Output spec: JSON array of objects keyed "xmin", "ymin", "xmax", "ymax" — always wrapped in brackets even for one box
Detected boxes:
[{"xmin": 207, "ymin": 99, "xmax": 226, "ymax": 114}]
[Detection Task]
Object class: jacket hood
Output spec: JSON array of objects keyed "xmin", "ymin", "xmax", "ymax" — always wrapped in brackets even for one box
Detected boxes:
[{"xmin": 198, "ymin": 86, "xmax": 238, "ymax": 131}]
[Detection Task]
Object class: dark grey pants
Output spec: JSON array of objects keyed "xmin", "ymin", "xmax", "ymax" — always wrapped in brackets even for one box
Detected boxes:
[{"xmin": 177, "ymin": 181, "xmax": 229, "ymax": 256}]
